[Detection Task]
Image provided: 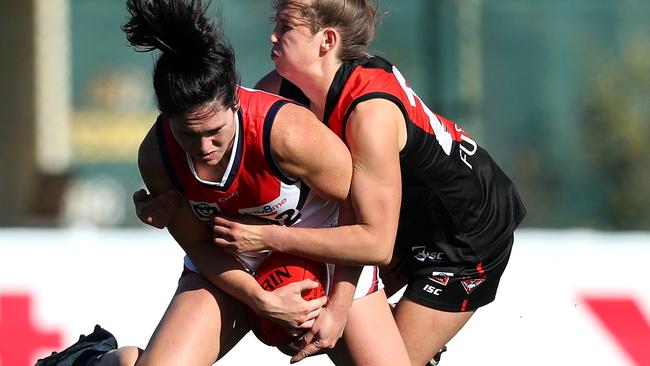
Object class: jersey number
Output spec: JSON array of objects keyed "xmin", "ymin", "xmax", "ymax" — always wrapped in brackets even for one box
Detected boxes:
[
  {"xmin": 393, "ymin": 66, "xmax": 477, "ymax": 169},
  {"xmin": 393, "ymin": 66, "xmax": 453, "ymax": 156}
]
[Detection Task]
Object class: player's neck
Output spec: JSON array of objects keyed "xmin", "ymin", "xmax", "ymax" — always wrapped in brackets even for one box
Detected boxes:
[
  {"xmin": 298, "ymin": 60, "xmax": 341, "ymax": 121},
  {"xmin": 192, "ymin": 135, "xmax": 235, "ymax": 183},
  {"xmin": 193, "ymin": 151, "xmax": 231, "ymax": 183}
]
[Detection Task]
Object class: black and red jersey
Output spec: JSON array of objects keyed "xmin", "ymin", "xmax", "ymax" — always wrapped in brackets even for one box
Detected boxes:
[
  {"xmin": 280, "ymin": 57, "xmax": 526, "ymax": 263},
  {"xmin": 156, "ymin": 86, "xmax": 339, "ymax": 230}
]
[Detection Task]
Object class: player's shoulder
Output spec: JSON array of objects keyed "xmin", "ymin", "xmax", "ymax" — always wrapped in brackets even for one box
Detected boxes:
[
  {"xmin": 138, "ymin": 116, "xmax": 164, "ymax": 173},
  {"xmin": 268, "ymin": 102, "xmax": 324, "ymax": 159},
  {"xmin": 254, "ymin": 70, "xmax": 283, "ymax": 94},
  {"xmin": 273, "ymin": 101, "xmax": 314, "ymax": 127},
  {"xmin": 137, "ymin": 115, "xmax": 176, "ymax": 194}
]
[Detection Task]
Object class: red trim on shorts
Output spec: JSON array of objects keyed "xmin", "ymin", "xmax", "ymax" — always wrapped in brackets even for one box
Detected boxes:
[
  {"xmin": 461, "ymin": 299, "xmax": 468, "ymax": 311},
  {"xmin": 366, "ymin": 266, "xmax": 379, "ymax": 296},
  {"xmin": 477, "ymin": 262, "xmax": 485, "ymax": 275}
]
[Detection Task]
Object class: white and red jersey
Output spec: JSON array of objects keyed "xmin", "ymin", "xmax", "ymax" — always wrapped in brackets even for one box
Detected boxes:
[{"xmin": 155, "ymin": 86, "xmax": 339, "ymax": 269}]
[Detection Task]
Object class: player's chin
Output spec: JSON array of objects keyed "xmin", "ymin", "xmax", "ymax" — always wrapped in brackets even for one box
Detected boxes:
[
  {"xmin": 201, "ymin": 158, "xmax": 221, "ymax": 166},
  {"xmin": 274, "ymin": 62, "xmax": 292, "ymax": 79}
]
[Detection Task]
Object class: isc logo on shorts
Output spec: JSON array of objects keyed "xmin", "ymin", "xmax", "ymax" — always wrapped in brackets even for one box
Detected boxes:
[
  {"xmin": 411, "ymin": 246, "xmax": 446, "ymax": 262},
  {"xmin": 422, "ymin": 284, "xmax": 443, "ymax": 295}
]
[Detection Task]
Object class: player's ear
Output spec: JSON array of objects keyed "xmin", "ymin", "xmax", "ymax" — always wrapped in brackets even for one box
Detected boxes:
[{"xmin": 320, "ymin": 27, "xmax": 338, "ymax": 54}]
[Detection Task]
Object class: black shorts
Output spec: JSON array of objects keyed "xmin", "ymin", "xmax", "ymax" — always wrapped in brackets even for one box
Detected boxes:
[{"xmin": 385, "ymin": 234, "xmax": 514, "ymax": 312}]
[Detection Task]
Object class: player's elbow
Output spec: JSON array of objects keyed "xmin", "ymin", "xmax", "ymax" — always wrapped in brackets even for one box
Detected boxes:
[
  {"xmin": 366, "ymin": 239, "xmax": 394, "ymax": 266},
  {"xmin": 376, "ymin": 245, "xmax": 394, "ymax": 266},
  {"xmin": 357, "ymin": 229, "xmax": 395, "ymax": 265}
]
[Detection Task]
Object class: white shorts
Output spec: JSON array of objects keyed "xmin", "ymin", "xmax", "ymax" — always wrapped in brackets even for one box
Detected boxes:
[
  {"xmin": 183, "ymin": 253, "xmax": 383, "ymax": 301},
  {"xmin": 339, "ymin": 264, "xmax": 384, "ymax": 300}
]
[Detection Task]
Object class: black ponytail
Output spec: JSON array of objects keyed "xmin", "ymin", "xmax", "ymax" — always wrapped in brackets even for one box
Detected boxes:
[{"xmin": 122, "ymin": 0, "xmax": 239, "ymax": 117}]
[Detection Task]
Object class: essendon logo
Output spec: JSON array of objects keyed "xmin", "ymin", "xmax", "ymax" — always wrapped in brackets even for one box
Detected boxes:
[{"xmin": 461, "ymin": 278, "xmax": 485, "ymax": 294}]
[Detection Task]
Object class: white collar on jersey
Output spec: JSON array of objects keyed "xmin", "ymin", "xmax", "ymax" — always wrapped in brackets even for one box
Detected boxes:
[{"xmin": 185, "ymin": 111, "xmax": 240, "ymax": 187}]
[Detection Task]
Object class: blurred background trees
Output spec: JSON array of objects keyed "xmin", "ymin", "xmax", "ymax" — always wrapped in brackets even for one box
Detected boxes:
[{"xmin": 582, "ymin": 39, "xmax": 650, "ymax": 229}]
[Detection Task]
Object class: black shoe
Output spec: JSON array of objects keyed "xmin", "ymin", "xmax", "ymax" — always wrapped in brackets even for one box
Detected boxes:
[
  {"xmin": 427, "ymin": 346, "xmax": 447, "ymax": 366},
  {"xmin": 35, "ymin": 325, "xmax": 117, "ymax": 366}
]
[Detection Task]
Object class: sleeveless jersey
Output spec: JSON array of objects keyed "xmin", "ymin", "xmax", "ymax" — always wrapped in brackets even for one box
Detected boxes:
[
  {"xmin": 280, "ymin": 57, "xmax": 526, "ymax": 263},
  {"xmin": 156, "ymin": 86, "xmax": 340, "ymax": 269}
]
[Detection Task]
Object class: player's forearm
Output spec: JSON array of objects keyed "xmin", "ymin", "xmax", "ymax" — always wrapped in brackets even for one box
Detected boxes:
[
  {"xmin": 206, "ymin": 268, "xmax": 271, "ymax": 314},
  {"xmin": 266, "ymin": 224, "xmax": 394, "ymax": 266},
  {"xmin": 184, "ymin": 243, "xmax": 267, "ymax": 311},
  {"xmin": 326, "ymin": 265, "xmax": 361, "ymax": 312}
]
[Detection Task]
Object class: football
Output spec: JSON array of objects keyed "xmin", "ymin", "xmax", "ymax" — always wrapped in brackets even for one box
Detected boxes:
[{"xmin": 248, "ymin": 252, "xmax": 328, "ymax": 346}]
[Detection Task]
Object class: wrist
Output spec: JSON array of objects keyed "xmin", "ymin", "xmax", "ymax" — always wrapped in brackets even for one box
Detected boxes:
[
  {"xmin": 249, "ymin": 286, "xmax": 271, "ymax": 315},
  {"xmin": 264, "ymin": 224, "xmax": 282, "ymax": 252},
  {"xmin": 325, "ymin": 291, "xmax": 353, "ymax": 313}
]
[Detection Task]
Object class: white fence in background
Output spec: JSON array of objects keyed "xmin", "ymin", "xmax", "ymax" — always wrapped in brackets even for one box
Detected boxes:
[{"xmin": 0, "ymin": 229, "xmax": 648, "ymax": 366}]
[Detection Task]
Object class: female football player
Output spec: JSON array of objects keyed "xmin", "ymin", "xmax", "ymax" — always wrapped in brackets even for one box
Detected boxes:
[{"xmin": 210, "ymin": 1, "xmax": 527, "ymax": 364}]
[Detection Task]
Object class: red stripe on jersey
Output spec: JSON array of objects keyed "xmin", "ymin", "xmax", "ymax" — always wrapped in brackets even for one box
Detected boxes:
[
  {"xmin": 461, "ymin": 299, "xmax": 468, "ymax": 312},
  {"xmin": 477, "ymin": 262, "xmax": 485, "ymax": 275}
]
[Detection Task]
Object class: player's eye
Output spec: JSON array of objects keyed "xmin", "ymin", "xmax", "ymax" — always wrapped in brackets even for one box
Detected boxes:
[{"xmin": 204, "ymin": 126, "xmax": 225, "ymax": 136}]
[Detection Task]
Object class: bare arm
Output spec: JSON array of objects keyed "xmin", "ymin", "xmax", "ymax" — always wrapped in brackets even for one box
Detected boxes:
[
  {"xmin": 269, "ymin": 104, "xmax": 363, "ymax": 359},
  {"xmin": 273, "ymin": 100, "xmax": 402, "ymax": 265},
  {"xmin": 214, "ymin": 99, "xmax": 403, "ymax": 266},
  {"xmin": 270, "ymin": 103, "xmax": 352, "ymax": 202}
]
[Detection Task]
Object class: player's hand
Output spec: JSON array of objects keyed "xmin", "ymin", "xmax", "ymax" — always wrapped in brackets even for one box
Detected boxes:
[
  {"xmin": 257, "ymin": 279, "xmax": 328, "ymax": 337},
  {"xmin": 290, "ymin": 306, "xmax": 347, "ymax": 363},
  {"xmin": 133, "ymin": 189, "xmax": 182, "ymax": 229},
  {"xmin": 213, "ymin": 215, "xmax": 274, "ymax": 252}
]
